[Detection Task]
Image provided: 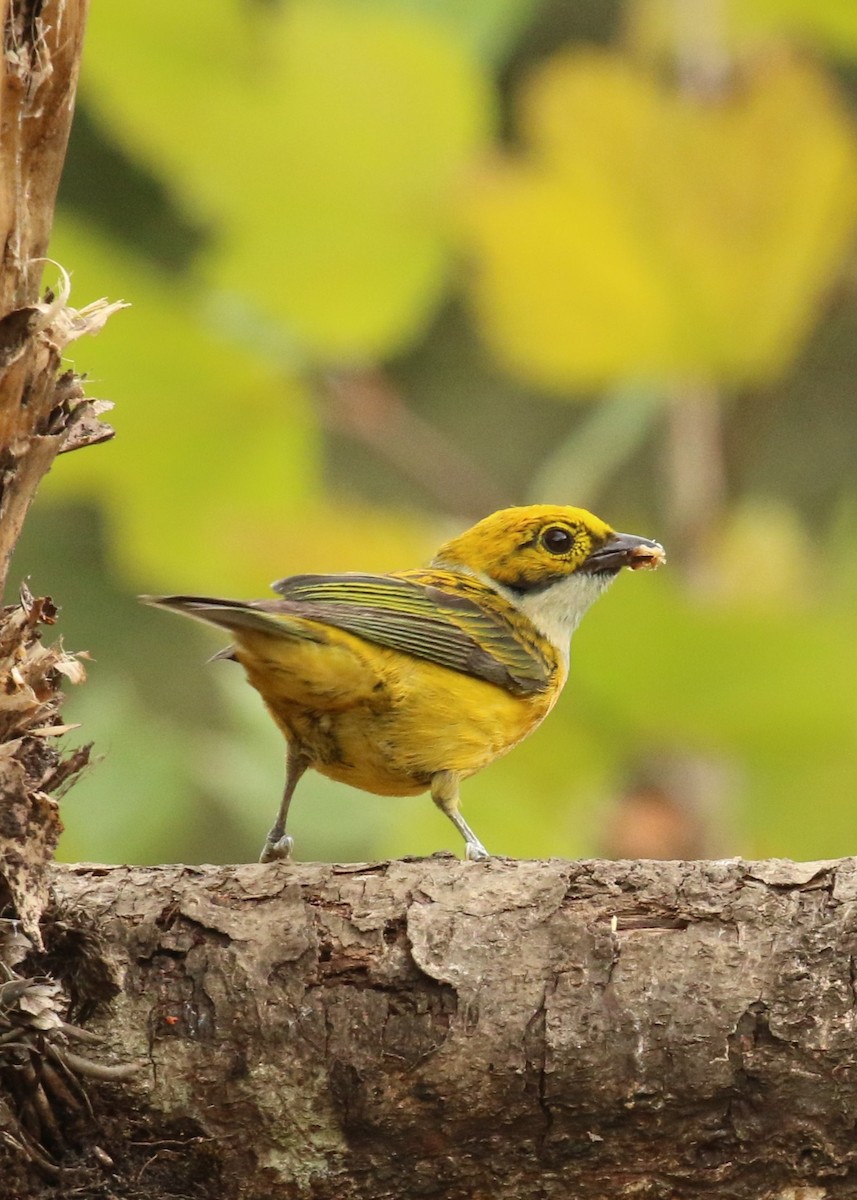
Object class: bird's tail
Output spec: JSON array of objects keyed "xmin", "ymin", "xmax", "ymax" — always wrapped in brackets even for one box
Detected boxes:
[{"xmin": 141, "ymin": 595, "xmax": 321, "ymax": 643}]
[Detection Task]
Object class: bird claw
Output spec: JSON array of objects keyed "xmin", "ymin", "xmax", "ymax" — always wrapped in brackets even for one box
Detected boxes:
[
  {"xmin": 259, "ymin": 833, "xmax": 294, "ymax": 864},
  {"xmin": 465, "ymin": 841, "xmax": 489, "ymax": 862}
]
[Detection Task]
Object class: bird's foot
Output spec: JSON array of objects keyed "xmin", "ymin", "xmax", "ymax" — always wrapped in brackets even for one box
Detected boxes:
[
  {"xmin": 259, "ymin": 833, "xmax": 294, "ymax": 863},
  {"xmin": 465, "ymin": 840, "xmax": 490, "ymax": 862}
]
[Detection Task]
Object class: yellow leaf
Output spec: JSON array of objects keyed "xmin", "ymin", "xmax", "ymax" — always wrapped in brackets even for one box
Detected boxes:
[{"xmin": 460, "ymin": 51, "xmax": 857, "ymax": 389}]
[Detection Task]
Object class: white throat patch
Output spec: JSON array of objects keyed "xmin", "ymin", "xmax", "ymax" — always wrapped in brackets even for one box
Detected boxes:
[
  {"xmin": 489, "ymin": 571, "xmax": 616, "ymax": 661},
  {"xmin": 439, "ymin": 563, "xmax": 618, "ymax": 664}
]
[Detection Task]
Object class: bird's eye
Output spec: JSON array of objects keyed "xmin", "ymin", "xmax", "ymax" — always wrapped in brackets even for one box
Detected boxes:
[{"xmin": 541, "ymin": 526, "xmax": 574, "ymax": 555}]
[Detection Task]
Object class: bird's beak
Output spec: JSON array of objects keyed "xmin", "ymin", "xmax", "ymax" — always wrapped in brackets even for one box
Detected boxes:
[{"xmin": 581, "ymin": 532, "xmax": 666, "ymax": 574}]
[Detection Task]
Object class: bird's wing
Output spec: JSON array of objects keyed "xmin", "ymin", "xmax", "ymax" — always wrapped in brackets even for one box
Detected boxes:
[{"xmin": 267, "ymin": 572, "xmax": 553, "ymax": 696}]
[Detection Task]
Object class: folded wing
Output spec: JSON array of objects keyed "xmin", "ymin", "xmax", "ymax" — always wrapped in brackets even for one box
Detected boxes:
[{"xmin": 268, "ymin": 572, "xmax": 553, "ymax": 697}]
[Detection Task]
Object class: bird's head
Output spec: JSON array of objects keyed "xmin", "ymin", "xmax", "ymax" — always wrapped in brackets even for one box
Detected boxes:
[{"xmin": 433, "ymin": 504, "xmax": 664, "ymax": 651}]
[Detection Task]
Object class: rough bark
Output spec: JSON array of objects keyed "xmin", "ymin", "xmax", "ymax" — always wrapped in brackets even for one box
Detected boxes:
[
  {"xmin": 1, "ymin": 854, "xmax": 852, "ymax": 1199},
  {"xmin": 0, "ymin": 5, "xmax": 118, "ymax": 1184},
  {"xmin": 0, "ymin": 0, "xmax": 117, "ymax": 926}
]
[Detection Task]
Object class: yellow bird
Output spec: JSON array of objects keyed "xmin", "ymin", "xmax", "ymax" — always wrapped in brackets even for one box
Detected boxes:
[{"xmin": 145, "ymin": 505, "xmax": 664, "ymax": 862}]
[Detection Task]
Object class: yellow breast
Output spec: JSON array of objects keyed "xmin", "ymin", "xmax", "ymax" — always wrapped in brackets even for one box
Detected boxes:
[{"xmin": 234, "ymin": 621, "xmax": 564, "ymax": 797}]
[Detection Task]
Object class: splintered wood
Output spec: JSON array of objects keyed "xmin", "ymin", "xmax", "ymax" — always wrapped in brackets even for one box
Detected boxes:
[
  {"xmin": 0, "ymin": 0, "xmax": 117, "ymax": 949},
  {"xmin": 0, "ymin": 586, "xmax": 90, "ymax": 941}
]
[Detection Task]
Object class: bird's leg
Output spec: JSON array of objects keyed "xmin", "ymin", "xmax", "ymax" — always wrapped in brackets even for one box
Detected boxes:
[
  {"xmin": 259, "ymin": 747, "xmax": 309, "ymax": 863},
  {"xmin": 430, "ymin": 770, "xmax": 489, "ymax": 861}
]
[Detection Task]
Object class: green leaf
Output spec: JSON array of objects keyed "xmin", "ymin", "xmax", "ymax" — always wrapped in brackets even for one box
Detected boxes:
[
  {"xmin": 81, "ymin": 0, "xmax": 494, "ymax": 360},
  {"xmin": 44, "ymin": 217, "xmax": 318, "ymax": 592},
  {"xmin": 386, "ymin": 0, "xmax": 540, "ymax": 63}
]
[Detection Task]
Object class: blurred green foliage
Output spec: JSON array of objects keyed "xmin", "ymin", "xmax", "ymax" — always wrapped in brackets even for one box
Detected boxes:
[{"xmin": 14, "ymin": 0, "xmax": 857, "ymax": 865}]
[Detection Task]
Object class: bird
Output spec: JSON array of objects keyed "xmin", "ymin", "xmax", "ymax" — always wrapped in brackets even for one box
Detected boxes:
[{"xmin": 144, "ymin": 504, "xmax": 664, "ymax": 863}]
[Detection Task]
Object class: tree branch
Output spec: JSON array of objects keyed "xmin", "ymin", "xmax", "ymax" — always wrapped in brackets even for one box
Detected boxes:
[{"xmin": 9, "ymin": 854, "xmax": 855, "ymax": 1198}]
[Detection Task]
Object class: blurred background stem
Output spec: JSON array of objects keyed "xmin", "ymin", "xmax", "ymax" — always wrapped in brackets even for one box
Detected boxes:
[{"xmin": 664, "ymin": 379, "xmax": 727, "ymax": 581}]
